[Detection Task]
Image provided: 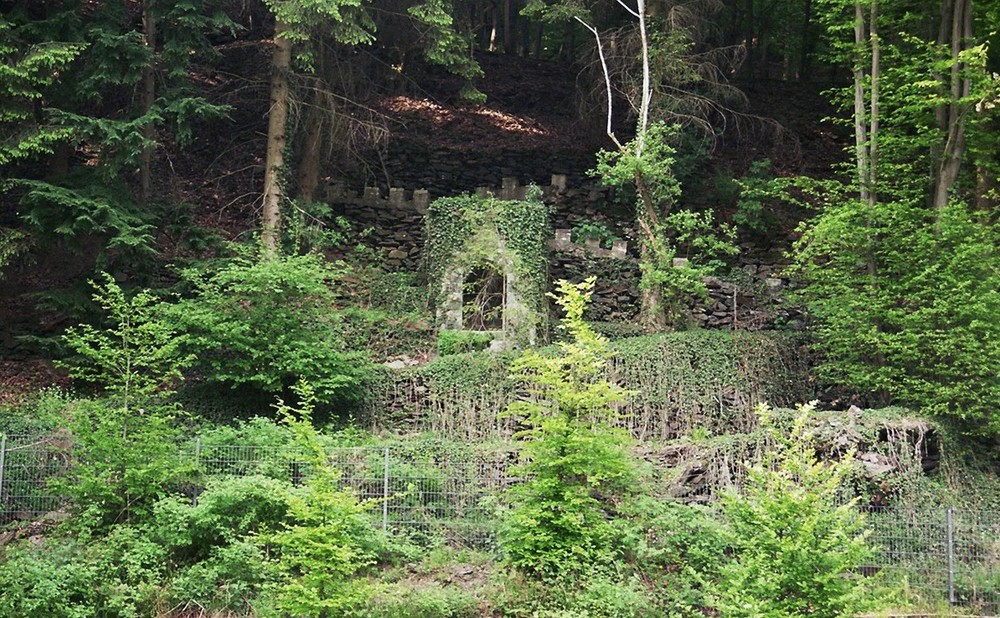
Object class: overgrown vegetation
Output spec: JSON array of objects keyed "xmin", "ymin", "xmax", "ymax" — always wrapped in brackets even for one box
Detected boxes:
[{"xmin": 1, "ymin": 0, "xmax": 999, "ymax": 614}]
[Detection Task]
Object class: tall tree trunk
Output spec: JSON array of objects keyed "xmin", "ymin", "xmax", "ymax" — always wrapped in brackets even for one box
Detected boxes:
[
  {"xmin": 489, "ymin": 4, "xmax": 499, "ymax": 52},
  {"xmin": 744, "ymin": 0, "xmax": 755, "ymax": 78},
  {"xmin": 296, "ymin": 85, "xmax": 326, "ymax": 204},
  {"xmin": 503, "ymin": 0, "xmax": 517, "ymax": 54},
  {"xmin": 932, "ymin": 0, "xmax": 972, "ymax": 213},
  {"xmin": 800, "ymin": 0, "xmax": 813, "ymax": 80},
  {"xmin": 262, "ymin": 20, "xmax": 292, "ymax": 257},
  {"xmin": 140, "ymin": 0, "xmax": 156, "ymax": 204},
  {"xmin": 853, "ymin": 0, "xmax": 870, "ymax": 203},
  {"xmin": 296, "ymin": 43, "xmax": 327, "ymax": 205},
  {"xmin": 868, "ymin": 0, "xmax": 879, "ymax": 207}
]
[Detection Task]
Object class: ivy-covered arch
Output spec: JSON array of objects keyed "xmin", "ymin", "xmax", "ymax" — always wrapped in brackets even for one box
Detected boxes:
[{"xmin": 425, "ymin": 190, "xmax": 548, "ymax": 348}]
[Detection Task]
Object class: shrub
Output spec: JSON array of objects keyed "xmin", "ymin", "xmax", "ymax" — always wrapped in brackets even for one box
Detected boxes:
[
  {"xmin": 501, "ymin": 278, "xmax": 636, "ymax": 578},
  {"xmin": 0, "ymin": 539, "xmax": 101, "ymax": 618},
  {"xmin": 620, "ymin": 496, "xmax": 727, "ymax": 616},
  {"xmin": 437, "ymin": 330, "xmax": 494, "ymax": 356},
  {"xmin": 361, "ymin": 583, "xmax": 480, "ymax": 618},
  {"xmin": 161, "ymin": 251, "xmax": 373, "ymax": 403},
  {"xmin": 56, "ymin": 397, "xmax": 183, "ymax": 529},
  {"xmin": 263, "ymin": 384, "xmax": 385, "ymax": 617},
  {"xmin": 0, "ymin": 530, "xmax": 167, "ymax": 618},
  {"xmin": 713, "ymin": 403, "xmax": 883, "ymax": 618}
]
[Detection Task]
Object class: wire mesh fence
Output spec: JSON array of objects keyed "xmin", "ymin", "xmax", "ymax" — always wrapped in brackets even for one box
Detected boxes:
[{"xmin": 2, "ymin": 433, "xmax": 999, "ymax": 615}]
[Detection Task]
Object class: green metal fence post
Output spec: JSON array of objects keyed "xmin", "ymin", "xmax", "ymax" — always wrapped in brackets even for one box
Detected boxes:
[
  {"xmin": 382, "ymin": 447, "xmax": 390, "ymax": 534},
  {"xmin": 0, "ymin": 434, "xmax": 7, "ymax": 511},
  {"xmin": 947, "ymin": 507, "xmax": 956, "ymax": 605}
]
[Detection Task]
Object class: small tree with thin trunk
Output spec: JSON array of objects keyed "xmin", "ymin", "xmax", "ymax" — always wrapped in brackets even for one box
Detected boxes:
[{"xmin": 575, "ymin": 0, "xmax": 737, "ymax": 329}]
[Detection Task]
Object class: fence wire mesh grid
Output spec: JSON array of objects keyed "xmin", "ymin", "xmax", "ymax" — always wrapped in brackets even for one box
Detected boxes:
[{"xmin": 2, "ymin": 433, "xmax": 999, "ymax": 616}]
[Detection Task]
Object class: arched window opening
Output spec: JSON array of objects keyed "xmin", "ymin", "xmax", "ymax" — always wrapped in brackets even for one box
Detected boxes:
[{"xmin": 462, "ymin": 265, "xmax": 505, "ymax": 330}]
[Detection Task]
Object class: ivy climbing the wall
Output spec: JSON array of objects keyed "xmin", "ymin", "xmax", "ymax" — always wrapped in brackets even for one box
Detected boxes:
[
  {"xmin": 362, "ymin": 330, "xmax": 812, "ymax": 441},
  {"xmin": 424, "ymin": 189, "xmax": 549, "ymax": 347}
]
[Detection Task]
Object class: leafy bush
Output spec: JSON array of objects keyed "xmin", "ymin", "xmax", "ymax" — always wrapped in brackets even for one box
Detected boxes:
[
  {"xmin": 361, "ymin": 583, "xmax": 480, "ymax": 617},
  {"xmin": 713, "ymin": 403, "xmax": 883, "ymax": 617},
  {"xmin": 263, "ymin": 385, "xmax": 385, "ymax": 617},
  {"xmin": 0, "ymin": 529, "xmax": 166, "ymax": 618},
  {"xmin": 153, "ymin": 476, "xmax": 292, "ymax": 562},
  {"xmin": 161, "ymin": 251, "xmax": 373, "ymax": 403},
  {"xmin": 437, "ymin": 330, "xmax": 494, "ymax": 356},
  {"xmin": 491, "ymin": 572, "xmax": 656, "ymax": 618},
  {"xmin": 0, "ymin": 387, "xmax": 68, "ymax": 435},
  {"xmin": 168, "ymin": 540, "xmax": 275, "ymax": 615},
  {"xmin": 501, "ymin": 278, "xmax": 636, "ymax": 578},
  {"xmin": 793, "ymin": 195, "xmax": 1000, "ymax": 434},
  {"xmin": 571, "ymin": 219, "xmax": 619, "ymax": 248},
  {"xmin": 53, "ymin": 396, "xmax": 183, "ymax": 530},
  {"xmin": 61, "ymin": 273, "xmax": 191, "ymax": 410},
  {"xmin": 620, "ymin": 496, "xmax": 726, "ymax": 616},
  {"xmin": 0, "ymin": 539, "xmax": 102, "ymax": 618}
]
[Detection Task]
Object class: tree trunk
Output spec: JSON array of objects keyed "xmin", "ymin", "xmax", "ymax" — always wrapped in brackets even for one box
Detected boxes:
[
  {"xmin": 744, "ymin": 0, "xmax": 755, "ymax": 78},
  {"xmin": 503, "ymin": 0, "xmax": 517, "ymax": 54},
  {"xmin": 262, "ymin": 20, "xmax": 292, "ymax": 257},
  {"xmin": 800, "ymin": 0, "xmax": 813, "ymax": 80},
  {"xmin": 297, "ymin": 43, "xmax": 327, "ymax": 205},
  {"xmin": 931, "ymin": 0, "xmax": 972, "ymax": 213},
  {"xmin": 140, "ymin": 0, "xmax": 157, "ymax": 204},
  {"xmin": 296, "ymin": 85, "xmax": 326, "ymax": 205},
  {"xmin": 868, "ymin": 0, "xmax": 879, "ymax": 207},
  {"xmin": 853, "ymin": 0, "xmax": 870, "ymax": 203}
]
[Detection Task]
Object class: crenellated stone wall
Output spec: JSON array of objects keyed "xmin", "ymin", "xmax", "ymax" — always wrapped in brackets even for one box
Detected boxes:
[{"xmin": 327, "ymin": 175, "xmax": 804, "ymax": 332}]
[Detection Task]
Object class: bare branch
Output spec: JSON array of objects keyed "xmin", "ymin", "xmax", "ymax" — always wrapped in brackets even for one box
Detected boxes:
[
  {"xmin": 615, "ymin": 0, "xmax": 641, "ymax": 18},
  {"xmin": 574, "ymin": 16, "xmax": 623, "ymax": 149}
]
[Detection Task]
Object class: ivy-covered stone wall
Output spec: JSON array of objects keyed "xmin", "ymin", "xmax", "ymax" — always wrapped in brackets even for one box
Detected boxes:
[
  {"xmin": 360, "ymin": 331, "xmax": 813, "ymax": 441},
  {"xmin": 328, "ymin": 176, "xmax": 804, "ymax": 332}
]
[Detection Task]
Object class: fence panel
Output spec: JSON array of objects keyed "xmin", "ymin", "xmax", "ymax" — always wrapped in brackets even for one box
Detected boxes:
[
  {"xmin": 0, "ymin": 434, "xmax": 70, "ymax": 523},
  {"xmin": 2, "ymin": 433, "xmax": 1000, "ymax": 615}
]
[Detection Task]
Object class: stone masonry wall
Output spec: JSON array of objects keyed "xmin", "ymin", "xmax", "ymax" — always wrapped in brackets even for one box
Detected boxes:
[{"xmin": 327, "ymin": 175, "xmax": 804, "ymax": 332}]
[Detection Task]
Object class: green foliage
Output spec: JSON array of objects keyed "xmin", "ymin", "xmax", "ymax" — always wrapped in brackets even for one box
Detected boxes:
[
  {"xmin": 619, "ymin": 497, "xmax": 727, "ymax": 616},
  {"xmin": 0, "ymin": 387, "xmax": 68, "ymax": 435},
  {"xmin": 14, "ymin": 175, "xmax": 156, "ymax": 256},
  {"xmin": 0, "ymin": 17, "xmax": 81, "ymax": 166},
  {"xmin": 55, "ymin": 397, "xmax": 183, "ymax": 530},
  {"xmin": 264, "ymin": 383, "xmax": 384, "ymax": 617},
  {"xmin": 492, "ymin": 572, "xmax": 656, "ymax": 618},
  {"xmin": 733, "ymin": 159, "xmax": 786, "ymax": 236},
  {"xmin": 408, "ymin": 0, "xmax": 483, "ymax": 82},
  {"xmin": 161, "ymin": 250, "xmax": 373, "ymax": 403},
  {"xmin": 792, "ymin": 196, "xmax": 1000, "ymax": 433},
  {"xmin": 501, "ymin": 279, "xmax": 636, "ymax": 578},
  {"xmin": 150, "ymin": 477, "xmax": 291, "ymax": 613},
  {"xmin": 55, "ymin": 275, "xmax": 189, "ymax": 528},
  {"xmin": 713, "ymin": 403, "xmax": 882, "ymax": 618},
  {"xmin": 570, "ymin": 219, "xmax": 619, "ymax": 248},
  {"xmin": 167, "ymin": 540, "xmax": 274, "ymax": 615},
  {"xmin": 61, "ymin": 273, "xmax": 191, "ymax": 410},
  {"xmin": 437, "ymin": 330, "xmax": 494, "ymax": 356},
  {"xmin": 265, "ymin": 0, "xmax": 375, "ymax": 47},
  {"xmin": 362, "ymin": 583, "xmax": 480, "ymax": 617},
  {"xmin": 0, "ymin": 539, "xmax": 101, "ymax": 618},
  {"xmin": 593, "ymin": 123, "xmax": 738, "ymax": 326},
  {"xmin": 594, "ymin": 122, "xmax": 683, "ymax": 209},
  {"xmin": 0, "ymin": 227, "xmax": 25, "ymax": 278}
]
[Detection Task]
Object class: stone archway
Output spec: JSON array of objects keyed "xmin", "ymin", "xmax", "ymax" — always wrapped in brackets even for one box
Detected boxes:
[
  {"xmin": 426, "ymin": 192, "xmax": 548, "ymax": 350},
  {"xmin": 437, "ymin": 237, "xmax": 535, "ymax": 347}
]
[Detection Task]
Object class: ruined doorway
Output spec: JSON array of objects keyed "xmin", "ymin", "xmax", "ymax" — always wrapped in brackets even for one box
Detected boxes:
[{"xmin": 462, "ymin": 265, "xmax": 505, "ymax": 330}]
